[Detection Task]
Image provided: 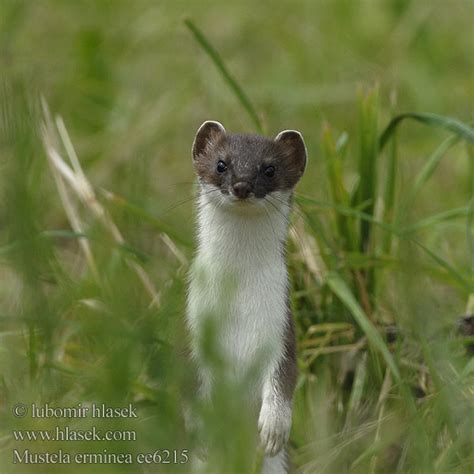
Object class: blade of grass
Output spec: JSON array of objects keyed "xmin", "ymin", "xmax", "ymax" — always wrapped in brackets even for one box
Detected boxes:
[
  {"xmin": 350, "ymin": 372, "xmax": 396, "ymax": 472},
  {"xmin": 289, "ymin": 224, "xmax": 327, "ymax": 284},
  {"xmin": 381, "ymin": 117, "xmax": 398, "ymax": 254},
  {"xmin": 398, "ymin": 135, "xmax": 460, "ymax": 223},
  {"xmin": 416, "ymin": 334, "xmax": 457, "ymax": 442},
  {"xmin": 299, "ymin": 195, "xmax": 474, "ymax": 292},
  {"xmin": 467, "ymin": 143, "xmax": 474, "ymax": 280},
  {"xmin": 411, "ymin": 135, "xmax": 460, "ymax": 200},
  {"xmin": 296, "ymin": 202, "xmax": 339, "ymax": 267},
  {"xmin": 356, "ymin": 85, "xmax": 379, "ymax": 254},
  {"xmin": 379, "ymin": 112, "xmax": 474, "ymax": 152},
  {"xmin": 42, "ymin": 97, "xmax": 100, "ymax": 281},
  {"xmin": 306, "ymin": 322, "xmax": 354, "ymax": 334},
  {"xmin": 402, "ymin": 206, "xmax": 471, "ymax": 234},
  {"xmin": 184, "ymin": 18, "xmax": 263, "ymax": 134},
  {"xmin": 2, "ymin": 230, "xmax": 151, "ymax": 264},
  {"xmin": 297, "ymin": 195, "xmax": 397, "ymax": 235},
  {"xmin": 412, "ymin": 240, "xmax": 473, "ymax": 293},
  {"xmin": 101, "ymin": 188, "xmax": 192, "ymax": 248},
  {"xmin": 41, "ymin": 100, "xmax": 162, "ymax": 306},
  {"xmin": 326, "ymin": 272, "xmax": 434, "ymax": 467},
  {"xmin": 325, "ymin": 271, "xmax": 400, "ymax": 381},
  {"xmin": 369, "ymin": 369, "xmax": 392, "ymax": 474},
  {"xmin": 0, "ymin": 230, "xmax": 86, "ymax": 256},
  {"xmin": 344, "ymin": 352, "xmax": 368, "ymax": 428},
  {"xmin": 381, "ymin": 91, "xmax": 399, "ymax": 255},
  {"xmin": 322, "ymin": 124, "xmax": 357, "ymax": 251},
  {"xmin": 466, "ymin": 143, "xmax": 474, "ymax": 315}
]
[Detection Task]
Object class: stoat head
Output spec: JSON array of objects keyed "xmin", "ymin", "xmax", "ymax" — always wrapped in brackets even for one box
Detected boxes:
[{"xmin": 192, "ymin": 120, "xmax": 307, "ymax": 210}]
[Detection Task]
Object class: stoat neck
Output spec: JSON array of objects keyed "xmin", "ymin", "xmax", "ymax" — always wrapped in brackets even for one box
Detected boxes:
[{"xmin": 196, "ymin": 192, "xmax": 290, "ymax": 268}]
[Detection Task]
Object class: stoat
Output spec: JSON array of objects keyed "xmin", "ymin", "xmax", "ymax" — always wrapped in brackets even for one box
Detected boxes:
[{"xmin": 186, "ymin": 121, "xmax": 306, "ymax": 474}]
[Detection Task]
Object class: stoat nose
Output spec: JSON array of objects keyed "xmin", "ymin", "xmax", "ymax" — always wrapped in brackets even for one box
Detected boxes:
[{"xmin": 232, "ymin": 181, "xmax": 252, "ymax": 199}]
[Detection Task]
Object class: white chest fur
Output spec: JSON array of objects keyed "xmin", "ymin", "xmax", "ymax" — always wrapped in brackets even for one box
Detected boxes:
[{"xmin": 186, "ymin": 189, "xmax": 291, "ymax": 385}]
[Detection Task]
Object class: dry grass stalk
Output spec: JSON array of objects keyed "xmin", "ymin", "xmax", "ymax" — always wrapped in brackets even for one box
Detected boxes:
[{"xmin": 41, "ymin": 98, "xmax": 161, "ymax": 308}]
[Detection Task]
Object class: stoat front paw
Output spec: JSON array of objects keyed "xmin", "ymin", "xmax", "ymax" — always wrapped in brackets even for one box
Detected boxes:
[{"xmin": 258, "ymin": 403, "xmax": 291, "ymax": 456}]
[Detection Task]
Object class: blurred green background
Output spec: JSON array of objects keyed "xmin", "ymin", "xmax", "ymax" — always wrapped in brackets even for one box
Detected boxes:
[{"xmin": 1, "ymin": 0, "xmax": 473, "ymax": 473}]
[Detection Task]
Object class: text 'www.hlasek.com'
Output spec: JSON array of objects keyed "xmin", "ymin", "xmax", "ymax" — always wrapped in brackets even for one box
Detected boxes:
[{"xmin": 10, "ymin": 402, "xmax": 189, "ymax": 465}]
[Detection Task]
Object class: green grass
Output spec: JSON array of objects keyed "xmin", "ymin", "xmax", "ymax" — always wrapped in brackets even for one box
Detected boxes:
[{"xmin": 1, "ymin": 1, "xmax": 474, "ymax": 473}]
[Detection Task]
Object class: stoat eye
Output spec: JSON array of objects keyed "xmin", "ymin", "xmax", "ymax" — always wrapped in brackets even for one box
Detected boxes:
[
  {"xmin": 264, "ymin": 165, "xmax": 275, "ymax": 178},
  {"xmin": 216, "ymin": 160, "xmax": 227, "ymax": 173}
]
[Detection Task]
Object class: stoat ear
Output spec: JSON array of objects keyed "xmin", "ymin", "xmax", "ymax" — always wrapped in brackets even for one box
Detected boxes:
[
  {"xmin": 192, "ymin": 120, "xmax": 226, "ymax": 161},
  {"xmin": 274, "ymin": 129, "xmax": 307, "ymax": 176}
]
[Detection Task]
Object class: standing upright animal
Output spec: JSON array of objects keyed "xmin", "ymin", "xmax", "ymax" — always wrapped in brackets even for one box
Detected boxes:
[{"xmin": 186, "ymin": 121, "xmax": 306, "ymax": 473}]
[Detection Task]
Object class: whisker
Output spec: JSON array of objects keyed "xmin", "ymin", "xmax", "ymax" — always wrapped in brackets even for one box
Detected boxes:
[
  {"xmin": 166, "ymin": 181, "xmax": 199, "ymax": 188},
  {"xmin": 265, "ymin": 195, "xmax": 310, "ymax": 258},
  {"xmin": 293, "ymin": 190, "xmax": 320, "ymax": 199},
  {"xmin": 262, "ymin": 202, "xmax": 280, "ymax": 248},
  {"xmin": 202, "ymin": 190, "xmax": 226, "ymax": 239},
  {"xmin": 264, "ymin": 196, "xmax": 289, "ymax": 226},
  {"xmin": 263, "ymin": 197, "xmax": 301, "ymax": 252},
  {"xmin": 268, "ymin": 194, "xmax": 334, "ymax": 250},
  {"xmin": 268, "ymin": 193, "xmax": 307, "ymax": 222},
  {"xmin": 160, "ymin": 187, "xmax": 221, "ymax": 216}
]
